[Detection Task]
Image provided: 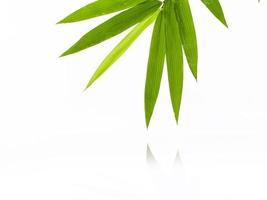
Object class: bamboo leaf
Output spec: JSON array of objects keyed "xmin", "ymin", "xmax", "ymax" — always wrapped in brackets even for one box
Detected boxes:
[
  {"xmin": 61, "ymin": 0, "xmax": 161, "ymax": 57},
  {"xmin": 58, "ymin": 0, "xmax": 146, "ymax": 24},
  {"xmin": 144, "ymin": 11, "xmax": 165, "ymax": 127},
  {"xmin": 84, "ymin": 10, "xmax": 160, "ymax": 90},
  {"xmin": 201, "ymin": 0, "xmax": 228, "ymax": 27},
  {"xmin": 175, "ymin": 0, "xmax": 198, "ymax": 80},
  {"xmin": 164, "ymin": 0, "xmax": 183, "ymax": 123}
]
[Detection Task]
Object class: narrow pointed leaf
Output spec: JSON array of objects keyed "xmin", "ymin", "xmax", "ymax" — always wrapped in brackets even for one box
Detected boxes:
[
  {"xmin": 164, "ymin": 0, "xmax": 183, "ymax": 122},
  {"xmin": 61, "ymin": 0, "xmax": 161, "ymax": 57},
  {"xmin": 201, "ymin": 0, "xmax": 228, "ymax": 27},
  {"xmin": 58, "ymin": 0, "xmax": 146, "ymax": 24},
  {"xmin": 175, "ymin": 0, "xmax": 198, "ymax": 80},
  {"xmin": 85, "ymin": 10, "xmax": 160, "ymax": 90},
  {"xmin": 144, "ymin": 11, "xmax": 165, "ymax": 127}
]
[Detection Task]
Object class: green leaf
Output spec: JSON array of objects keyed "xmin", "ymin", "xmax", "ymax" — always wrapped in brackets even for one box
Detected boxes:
[
  {"xmin": 84, "ymin": 10, "xmax": 160, "ymax": 90},
  {"xmin": 144, "ymin": 11, "xmax": 165, "ymax": 127},
  {"xmin": 60, "ymin": 0, "xmax": 161, "ymax": 57},
  {"xmin": 201, "ymin": 0, "xmax": 228, "ymax": 27},
  {"xmin": 164, "ymin": 0, "xmax": 183, "ymax": 123},
  {"xmin": 58, "ymin": 0, "xmax": 146, "ymax": 24},
  {"xmin": 175, "ymin": 0, "xmax": 198, "ymax": 80}
]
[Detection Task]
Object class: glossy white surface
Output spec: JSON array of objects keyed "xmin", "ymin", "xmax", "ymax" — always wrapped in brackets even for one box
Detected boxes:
[{"xmin": 0, "ymin": 1, "xmax": 267, "ymax": 199}]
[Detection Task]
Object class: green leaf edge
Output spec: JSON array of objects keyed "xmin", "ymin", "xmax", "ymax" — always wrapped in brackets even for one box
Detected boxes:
[
  {"xmin": 144, "ymin": 11, "xmax": 166, "ymax": 127},
  {"xmin": 84, "ymin": 9, "xmax": 161, "ymax": 91}
]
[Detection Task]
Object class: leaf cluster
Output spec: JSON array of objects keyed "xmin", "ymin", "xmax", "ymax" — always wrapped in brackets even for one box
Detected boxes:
[{"xmin": 59, "ymin": 0, "xmax": 228, "ymax": 127}]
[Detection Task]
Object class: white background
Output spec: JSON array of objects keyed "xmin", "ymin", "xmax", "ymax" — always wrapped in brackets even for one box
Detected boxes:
[{"xmin": 1, "ymin": 0, "xmax": 267, "ymax": 199}]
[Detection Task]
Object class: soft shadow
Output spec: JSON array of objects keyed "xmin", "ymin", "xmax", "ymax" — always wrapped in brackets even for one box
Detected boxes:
[
  {"xmin": 173, "ymin": 149, "xmax": 182, "ymax": 166},
  {"xmin": 146, "ymin": 145, "xmax": 158, "ymax": 167},
  {"xmin": 146, "ymin": 145, "xmax": 183, "ymax": 167}
]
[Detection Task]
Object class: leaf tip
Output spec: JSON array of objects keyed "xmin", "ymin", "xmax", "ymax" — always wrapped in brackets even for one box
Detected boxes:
[
  {"xmin": 59, "ymin": 50, "xmax": 71, "ymax": 58},
  {"xmin": 145, "ymin": 109, "xmax": 152, "ymax": 128},
  {"xmin": 84, "ymin": 78, "xmax": 95, "ymax": 92},
  {"xmin": 59, "ymin": 53, "xmax": 65, "ymax": 58},
  {"xmin": 145, "ymin": 118, "xmax": 151, "ymax": 129},
  {"xmin": 83, "ymin": 84, "xmax": 90, "ymax": 92},
  {"xmin": 56, "ymin": 20, "xmax": 63, "ymax": 25},
  {"xmin": 82, "ymin": 86, "xmax": 88, "ymax": 93},
  {"xmin": 223, "ymin": 21, "xmax": 229, "ymax": 28},
  {"xmin": 219, "ymin": 16, "xmax": 228, "ymax": 28},
  {"xmin": 174, "ymin": 109, "xmax": 180, "ymax": 125},
  {"xmin": 175, "ymin": 115, "xmax": 179, "ymax": 125},
  {"xmin": 192, "ymin": 70, "xmax": 198, "ymax": 81},
  {"xmin": 57, "ymin": 17, "xmax": 72, "ymax": 24}
]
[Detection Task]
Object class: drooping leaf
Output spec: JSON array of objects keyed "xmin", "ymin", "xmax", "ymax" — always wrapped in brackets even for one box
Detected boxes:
[
  {"xmin": 175, "ymin": 0, "xmax": 198, "ymax": 80},
  {"xmin": 58, "ymin": 0, "xmax": 146, "ymax": 24},
  {"xmin": 144, "ymin": 11, "xmax": 165, "ymax": 127},
  {"xmin": 61, "ymin": 0, "xmax": 161, "ymax": 57},
  {"xmin": 84, "ymin": 10, "xmax": 160, "ymax": 90},
  {"xmin": 201, "ymin": 0, "xmax": 228, "ymax": 27},
  {"xmin": 164, "ymin": 0, "xmax": 183, "ymax": 122}
]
